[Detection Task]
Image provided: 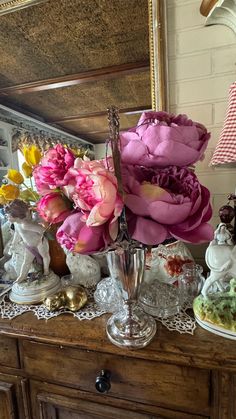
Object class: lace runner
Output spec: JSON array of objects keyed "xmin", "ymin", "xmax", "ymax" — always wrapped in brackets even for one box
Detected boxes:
[
  {"xmin": 155, "ymin": 301, "xmax": 196, "ymax": 335},
  {"xmin": 0, "ymin": 291, "xmax": 196, "ymax": 334}
]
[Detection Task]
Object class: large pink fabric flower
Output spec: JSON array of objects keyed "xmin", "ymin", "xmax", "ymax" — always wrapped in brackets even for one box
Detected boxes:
[
  {"xmin": 63, "ymin": 158, "xmax": 123, "ymax": 238},
  {"xmin": 122, "ymin": 165, "xmax": 214, "ymax": 245},
  {"xmin": 120, "ymin": 111, "xmax": 210, "ymax": 168},
  {"xmin": 34, "ymin": 144, "xmax": 75, "ymax": 194},
  {"xmin": 37, "ymin": 193, "xmax": 72, "ymax": 224},
  {"xmin": 56, "ymin": 211, "xmax": 109, "ymax": 254}
]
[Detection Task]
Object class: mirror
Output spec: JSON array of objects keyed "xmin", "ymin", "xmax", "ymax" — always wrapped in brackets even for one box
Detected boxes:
[{"xmin": 0, "ymin": 0, "xmax": 168, "ymax": 144}]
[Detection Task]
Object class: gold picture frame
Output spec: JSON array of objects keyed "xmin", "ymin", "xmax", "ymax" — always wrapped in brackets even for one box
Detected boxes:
[
  {"xmin": 149, "ymin": 0, "xmax": 169, "ymax": 112},
  {"xmin": 0, "ymin": 0, "xmax": 48, "ymax": 16}
]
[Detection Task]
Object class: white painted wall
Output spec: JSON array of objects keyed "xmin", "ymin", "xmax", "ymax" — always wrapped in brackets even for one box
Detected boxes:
[
  {"xmin": 95, "ymin": 0, "xmax": 236, "ymax": 263},
  {"xmin": 167, "ymin": 0, "xmax": 236, "ymax": 262}
]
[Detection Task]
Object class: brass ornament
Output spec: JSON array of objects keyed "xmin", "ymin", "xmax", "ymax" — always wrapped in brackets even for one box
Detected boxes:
[{"xmin": 44, "ymin": 285, "xmax": 88, "ymax": 312}]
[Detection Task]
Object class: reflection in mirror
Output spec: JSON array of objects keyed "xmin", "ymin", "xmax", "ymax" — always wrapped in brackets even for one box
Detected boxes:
[{"xmin": 0, "ymin": 0, "xmax": 168, "ymax": 144}]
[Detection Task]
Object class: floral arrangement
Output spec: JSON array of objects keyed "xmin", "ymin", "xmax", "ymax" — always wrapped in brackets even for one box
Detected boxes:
[
  {"xmin": 0, "ymin": 145, "xmax": 41, "ymax": 205},
  {"xmin": 32, "ymin": 111, "xmax": 214, "ymax": 254}
]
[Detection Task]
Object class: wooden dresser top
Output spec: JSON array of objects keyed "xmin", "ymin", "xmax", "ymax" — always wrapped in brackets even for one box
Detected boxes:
[{"xmin": 0, "ymin": 313, "xmax": 234, "ymax": 371}]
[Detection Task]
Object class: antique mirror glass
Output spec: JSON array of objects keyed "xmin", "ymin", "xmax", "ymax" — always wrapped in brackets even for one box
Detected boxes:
[{"xmin": 0, "ymin": 0, "xmax": 168, "ymax": 144}]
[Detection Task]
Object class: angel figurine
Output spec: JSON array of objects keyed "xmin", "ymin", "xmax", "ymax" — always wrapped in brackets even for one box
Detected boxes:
[{"xmin": 4, "ymin": 199, "xmax": 50, "ymax": 283}]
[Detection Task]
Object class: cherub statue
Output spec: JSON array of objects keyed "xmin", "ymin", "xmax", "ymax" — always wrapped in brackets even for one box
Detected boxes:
[
  {"xmin": 4, "ymin": 199, "xmax": 50, "ymax": 283},
  {"xmin": 201, "ymin": 223, "xmax": 236, "ymax": 298}
]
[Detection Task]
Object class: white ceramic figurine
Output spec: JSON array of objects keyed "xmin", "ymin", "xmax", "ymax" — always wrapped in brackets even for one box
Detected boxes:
[
  {"xmin": 4, "ymin": 199, "xmax": 50, "ymax": 283},
  {"xmin": 201, "ymin": 223, "xmax": 236, "ymax": 298}
]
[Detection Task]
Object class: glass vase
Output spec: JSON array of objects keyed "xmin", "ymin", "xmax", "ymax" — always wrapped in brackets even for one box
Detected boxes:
[
  {"xmin": 106, "ymin": 247, "xmax": 156, "ymax": 349},
  {"xmin": 178, "ymin": 263, "xmax": 205, "ymax": 303}
]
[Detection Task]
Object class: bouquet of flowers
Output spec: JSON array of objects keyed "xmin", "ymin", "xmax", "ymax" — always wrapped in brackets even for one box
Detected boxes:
[
  {"xmin": 33, "ymin": 110, "xmax": 214, "ymax": 253},
  {"xmin": 0, "ymin": 145, "xmax": 41, "ymax": 206}
]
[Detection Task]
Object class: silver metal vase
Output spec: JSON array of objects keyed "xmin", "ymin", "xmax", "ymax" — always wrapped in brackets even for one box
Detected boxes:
[{"xmin": 106, "ymin": 247, "xmax": 157, "ymax": 349}]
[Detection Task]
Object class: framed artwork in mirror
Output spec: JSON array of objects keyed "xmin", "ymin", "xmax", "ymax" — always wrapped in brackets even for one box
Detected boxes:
[{"xmin": 0, "ymin": 0, "xmax": 48, "ymax": 16}]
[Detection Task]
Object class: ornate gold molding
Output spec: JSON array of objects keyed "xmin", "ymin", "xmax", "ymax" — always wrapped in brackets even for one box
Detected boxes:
[
  {"xmin": 0, "ymin": 0, "xmax": 48, "ymax": 16},
  {"xmin": 148, "ymin": 0, "xmax": 169, "ymax": 112}
]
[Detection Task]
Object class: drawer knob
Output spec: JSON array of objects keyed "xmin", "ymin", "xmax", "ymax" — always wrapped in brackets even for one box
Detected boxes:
[{"xmin": 95, "ymin": 369, "xmax": 111, "ymax": 393}]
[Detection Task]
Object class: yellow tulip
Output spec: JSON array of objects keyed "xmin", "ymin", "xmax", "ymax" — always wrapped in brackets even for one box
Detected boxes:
[
  {"xmin": 6, "ymin": 169, "xmax": 24, "ymax": 184},
  {"xmin": 0, "ymin": 194, "xmax": 7, "ymax": 205},
  {"xmin": 23, "ymin": 145, "xmax": 42, "ymax": 167},
  {"xmin": 22, "ymin": 162, "xmax": 33, "ymax": 178},
  {"xmin": 0, "ymin": 184, "xmax": 20, "ymax": 201}
]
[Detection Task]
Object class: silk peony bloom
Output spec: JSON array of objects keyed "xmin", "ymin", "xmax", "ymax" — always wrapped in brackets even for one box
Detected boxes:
[
  {"xmin": 63, "ymin": 158, "xmax": 123, "ymax": 237},
  {"xmin": 122, "ymin": 165, "xmax": 214, "ymax": 245},
  {"xmin": 120, "ymin": 111, "xmax": 211, "ymax": 168},
  {"xmin": 37, "ymin": 193, "xmax": 72, "ymax": 224},
  {"xmin": 34, "ymin": 144, "xmax": 75, "ymax": 194},
  {"xmin": 56, "ymin": 211, "xmax": 109, "ymax": 254}
]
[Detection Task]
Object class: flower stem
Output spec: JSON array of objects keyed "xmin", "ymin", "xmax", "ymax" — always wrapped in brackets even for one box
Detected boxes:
[{"xmin": 23, "ymin": 182, "xmax": 38, "ymax": 202}]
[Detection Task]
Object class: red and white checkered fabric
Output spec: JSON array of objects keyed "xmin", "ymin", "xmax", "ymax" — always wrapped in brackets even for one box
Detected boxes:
[{"xmin": 210, "ymin": 81, "xmax": 236, "ymax": 166}]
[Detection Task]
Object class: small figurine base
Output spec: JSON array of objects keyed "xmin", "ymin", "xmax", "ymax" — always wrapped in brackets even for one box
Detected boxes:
[
  {"xmin": 193, "ymin": 278, "xmax": 236, "ymax": 339},
  {"xmin": 9, "ymin": 271, "xmax": 61, "ymax": 305}
]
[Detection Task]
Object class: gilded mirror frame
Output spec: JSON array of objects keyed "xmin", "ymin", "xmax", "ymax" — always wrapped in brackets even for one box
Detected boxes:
[{"xmin": 149, "ymin": 0, "xmax": 169, "ymax": 112}]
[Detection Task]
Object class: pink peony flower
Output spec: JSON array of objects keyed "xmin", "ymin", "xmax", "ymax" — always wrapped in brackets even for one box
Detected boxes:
[
  {"xmin": 122, "ymin": 164, "xmax": 214, "ymax": 245},
  {"xmin": 63, "ymin": 158, "xmax": 123, "ymax": 236},
  {"xmin": 37, "ymin": 193, "xmax": 72, "ymax": 224},
  {"xmin": 34, "ymin": 144, "xmax": 75, "ymax": 194},
  {"xmin": 120, "ymin": 111, "xmax": 211, "ymax": 168},
  {"xmin": 56, "ymin": 211, "xmax": 110, "ymax": 254}
]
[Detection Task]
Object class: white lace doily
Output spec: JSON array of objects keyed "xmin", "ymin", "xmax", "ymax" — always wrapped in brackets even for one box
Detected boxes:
[
  {"xmin": 0, "ymin": 288, "xmax": 106, "ymax": 321},
  {"xmin": 155, "ymin": 301, "xmax": 196, "ymax": 335},
  {"xmin": 0, "ymin": 291, "xmax": 196, "ymax": 334}
]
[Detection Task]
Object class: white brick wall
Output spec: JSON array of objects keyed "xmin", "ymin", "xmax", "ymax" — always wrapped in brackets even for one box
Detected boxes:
[
  {"xmin": 168, "ymin": 0, "xmax": 236, "ymax": 262},
  {"xmin": 95, "ymin": 0, "xmax": 236, "ymax": 263}
]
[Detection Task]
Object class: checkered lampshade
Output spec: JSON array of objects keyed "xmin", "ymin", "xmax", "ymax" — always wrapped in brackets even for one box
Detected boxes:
[{"xmin": 210, "ymin": 81, "xmax": 236, "ymax": 166}]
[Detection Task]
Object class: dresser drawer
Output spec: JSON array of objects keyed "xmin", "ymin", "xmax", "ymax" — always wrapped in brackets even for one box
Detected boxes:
[
  {"xmin": 0, "ymin": 336, "xmax": 19, "ymax": 368},
  {"xmin": 22, "ymin": 340, "xmax": 210, "ymax": 415}
]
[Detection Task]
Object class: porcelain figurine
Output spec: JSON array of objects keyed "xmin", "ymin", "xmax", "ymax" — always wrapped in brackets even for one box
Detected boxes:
[
  {"xmin": 44, "ymin": 285, "xmax": 88, "ymax": 312},
  {"xmin": 194, "ymin": 278, "xmax": 236, "ymax": 333},
  {"xmin": 3, "ymin": 232, "xmax": 29, "ymax": 280},
  {"xmin": 65, "ymin": 250, "xmax": 101, "ymax": 287},
  {"xmin": 201, "ymin": 223, "xmax": 236, "ymax": 298},
  {"xmin": 4, "ymin": 199, "xmax": 50, "ymax": 283}
]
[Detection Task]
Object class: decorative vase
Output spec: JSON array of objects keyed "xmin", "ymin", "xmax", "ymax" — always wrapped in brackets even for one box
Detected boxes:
[
  {"xmin": 178, "ymin": 262, "xmax": 205, "ymax": 303},
  {"xmin": 48, "ymin": 238, "xmax": 70, "ymax": 277},
  {"xmin": 106, "ymin": 247, "xmax": 156, "ymax": 349}
]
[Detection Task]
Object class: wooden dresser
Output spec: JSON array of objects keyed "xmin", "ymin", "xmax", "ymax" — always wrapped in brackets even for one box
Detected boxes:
[{"xmin": 0, "ymin": 312, "xmax": 235, "ymax": 419}]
